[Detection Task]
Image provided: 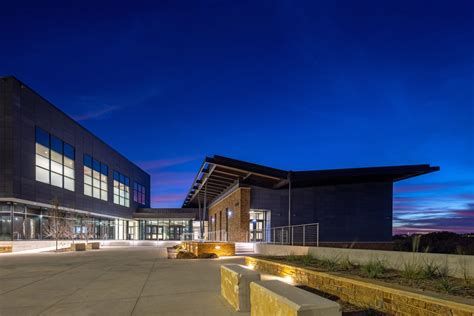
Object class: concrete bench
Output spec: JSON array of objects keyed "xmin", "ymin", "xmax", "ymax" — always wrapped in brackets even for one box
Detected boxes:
[
  {"xmin": 250, "ymin": 280, "xmax": 341, "ymax": 316},
  {"xmin": 71, "ymin": 243, "xmax": 86, "ymax": 251},
  {"xmin": 221, "ymin": 264, "xmax": 261, "ymax": 312},
  {"xmin": 87, "ymin": 242, "xmax": 100, "ymax": 250}
]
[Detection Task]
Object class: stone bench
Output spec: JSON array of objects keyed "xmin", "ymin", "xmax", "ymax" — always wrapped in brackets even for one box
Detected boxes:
[
  {"xmin": 221, "ymin": 264, "xmax": 261, "ymax": 312},
  {"xmin": 71, "ymin": 243, "xmax": 86, "ymax": 251},
  {"xmin": 250, "ymin": 280, "xmax": 341, "ymax": 316},
  {"xmin": 87, "ymin": 242, "xmax": 100, "ymax": 250}
]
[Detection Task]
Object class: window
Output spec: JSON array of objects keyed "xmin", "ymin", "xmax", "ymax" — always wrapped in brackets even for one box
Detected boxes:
[
  {"xmin": 35, "ymin": 127, "xmax": 75, "ymax": 191},
  {"xmin": 113, "ymin": 171, "xmax": 129, "ymax": 207},
  {"xmin": 83, "ymin": 155, "xmax": 108, "ymax": 201},
  {"xmin": 133, "ymin": 182, "xmax": 146, "ymax": 205}
]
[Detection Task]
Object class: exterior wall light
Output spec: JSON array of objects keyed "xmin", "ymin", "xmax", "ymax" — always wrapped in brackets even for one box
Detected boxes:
[
  {"xmin": 215, "ymin": 245, "xmax": 221, "ymax": 250},
  {"xmin": 227, "ymin": 210, "xmax": 232, "ymax": 216}
]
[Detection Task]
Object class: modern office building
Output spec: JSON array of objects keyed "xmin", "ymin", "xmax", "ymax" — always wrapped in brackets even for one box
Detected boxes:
[
  {"xmin": 0, "ymin": 76, "xmax": 195, "ymax": 241},
  {"xmin": 182, "ymin": 156, "xmax": 439, "ymax": 243},
  {"xmin": 0, "ymin": 76, "xmax": 440, "ymax": 244}
]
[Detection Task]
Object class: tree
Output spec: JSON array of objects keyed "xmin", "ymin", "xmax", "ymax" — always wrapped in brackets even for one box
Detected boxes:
[{"xmin": 42, "ymin": 198, "xmax": 71, "ymax": 251}]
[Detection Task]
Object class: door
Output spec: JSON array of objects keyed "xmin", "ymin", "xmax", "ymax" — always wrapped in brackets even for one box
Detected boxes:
[
  {"xmin": 169, "ymin": 226, "xmax": 183, "ymax": 240},
  {"xmin": 145, "ymin": 225, "xmax": 158, "ymax": 240},
  {"xmin": 157, "ymin": 226, "xmax": 164, "ymax": 240},
  {"xmin": 249, "ymin": 210, "xmax": 265, "ymax": 242}
]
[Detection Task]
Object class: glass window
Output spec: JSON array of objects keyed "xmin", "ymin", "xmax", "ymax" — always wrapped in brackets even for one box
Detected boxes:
[
  {"xmin": 34, "ymin": 127, "xmax": 75, "ymax": 191},
  {"xmin": 113, "ymin": 171, "xmax": 130, "ymax": 207},
  {"xmin": 35, "ymin": 127, "xmax": 49, "ymax": 147},
  {"xmin": 35, "ymin": 166, "xmax": 49, "ymax": 184},
  {"xmin": 133, "ymin": 182, "xmax": 146, "ymax": 205},
  {"xmin": 51, "ymin": 172, "xmax": 63, "ymax": 188},
  {"xmin": 51, "ymin": 161, "xmax": 63, "ymax": 174},
  {"xmin": 64, "ymin": 177, "xmax": 75, "ymax": 191},
  {"xmin": 64, "ymin": 143, "xmax": 75, "ymax": 159},
  {"xmin": 36, "ymin": 143, "xmax": 49, "ymax": 159},
  {"xmin": 83, "ymin": 155, "xmax": 109, "ymax": 201},
  {"xmin": 51, "ymin": 136, "xmax": 63, "ymax": 154},
  {"xmin": 84, "ymin": 184, "xmax": 92, "ymax": 196},
  {"xmin": 84, "ymin": 154, "xmax": 92, "ymax": 167},
  {"xmin": 36, "ymin": 154, "xmax": 49, "ymax": 170}
]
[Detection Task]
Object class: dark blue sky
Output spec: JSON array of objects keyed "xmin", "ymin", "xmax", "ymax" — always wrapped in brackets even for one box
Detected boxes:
[{"xmin": 2, "ymin": 1, "xmax": 473, "ymax": 233}]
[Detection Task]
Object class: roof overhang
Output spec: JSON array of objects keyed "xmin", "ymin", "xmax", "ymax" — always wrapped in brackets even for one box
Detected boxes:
[{"xmin": 182, "ymin": 155, "xmax": 440, "ymax": 208}]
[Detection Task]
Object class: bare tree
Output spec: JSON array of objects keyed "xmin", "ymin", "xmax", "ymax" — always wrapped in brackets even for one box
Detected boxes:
[
  {"xmin": 42, "ymin": 198, "xmax": 71, "ymax": 251},
  {"xmin": 76, "ymin": 212, "xmax": 95, "ymax": 243}
]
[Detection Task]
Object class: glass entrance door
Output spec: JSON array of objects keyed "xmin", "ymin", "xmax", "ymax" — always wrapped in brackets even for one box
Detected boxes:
[
  {"xmin": 249, "ymin": 210, "xmax": 265, "ymax": 242},
  {"xmin": 157, "ymin": 226, "xmax": 164, "ymax": 240},
  {"xmin": 145, "ymin": 225, "xmax": 158, "ymax": 240},
  {"xmin": 169, "ymin": 226, "xmax": 182, "ymax": 240}
]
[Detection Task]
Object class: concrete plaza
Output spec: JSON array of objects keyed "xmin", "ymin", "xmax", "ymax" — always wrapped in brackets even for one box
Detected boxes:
[{"xmin": 0, "ymin": 246, "xmax": 247, "ymax": 315}]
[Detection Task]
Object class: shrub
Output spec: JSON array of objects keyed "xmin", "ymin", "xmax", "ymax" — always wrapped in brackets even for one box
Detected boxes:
[
  {"xmin": 339, "ymin": 257, "xmax": 356, "ymax": 271},
  {"xmin": 361, "ymin": 259, "xmax": 386, "ymax": 278},
  {"xmin": 320, "ymin": 257, "xmax": 340, "ymax": 271},
  {"xmin": 299, "ymin": 255, "xmax": 313, "ymax": 266},
  {"xmin": 437, "ymin": 277, "xmax": 461, "ymax": 295},
  {"xmin": 286, "ymin": 254, "xmax": 300, "ymax": 263},
  {"xmin": 176, "ymin": 251, "xmax": 197, "ymax": 259},
  {"xmin": 400, "ymin": 261, "xmax": 423, "ymax": 280},
  {"xmin": 421, "ymin": 260, "xmax": 440, "ymax": 279},
  {"xmin": 198, "ymin": 253, "xmax": 218, "ymax": 259}
]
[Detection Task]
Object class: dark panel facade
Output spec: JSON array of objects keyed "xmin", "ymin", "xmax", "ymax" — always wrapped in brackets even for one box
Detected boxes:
[
  {"xmin": 0, "ymin": 77, "xmax": 150, "ymax": 219},
  {"xmin": 0, "ymin": 77, "xmax": 15, "ymax": 197},
  {"xmin": 250, "ymin": 182, "xmax": 393, "ymax": 242}
]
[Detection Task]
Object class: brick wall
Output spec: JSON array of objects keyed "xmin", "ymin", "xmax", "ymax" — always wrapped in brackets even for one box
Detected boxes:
[{"xmin": 208, "ymin": 187, "xmax": 250, "ymax": 242}]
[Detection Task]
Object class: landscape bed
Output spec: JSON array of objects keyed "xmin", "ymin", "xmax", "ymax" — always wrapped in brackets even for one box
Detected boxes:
[
  {"xmin": 246, "ymin": 256, "xmax": 474, "ymax": 316},
  {"xmin": 260, "ymin": 255, "xmax": 473, "ymax": 298}
]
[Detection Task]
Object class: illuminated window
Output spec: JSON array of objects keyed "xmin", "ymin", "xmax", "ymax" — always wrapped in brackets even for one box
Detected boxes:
[
  {"xmin": 113, "ymin": 171, "xmax": 129, "ymax": 207},
  {"xmin": 133, "ymin": 182, "xmax": 146, "ymax": 205},
  {"xmin": 83, "ymin": 155, "xmax": 108, "ymax": 201},
  {"xmin": 35, "ymin": 127, "xmax": 75, "ymax": 191}
]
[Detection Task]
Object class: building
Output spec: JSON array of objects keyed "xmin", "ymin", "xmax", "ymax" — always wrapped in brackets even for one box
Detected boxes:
[
  {"xmin": 0, "ymin": 76, "xmax": 195, "ymax": 241},
  {"xmin": 0, "ymin": 76, "xmax": 440, "ymax": 244},
  {"xmin": 182, "ymin": 155, "xmax": 439, "ymax": 243}
]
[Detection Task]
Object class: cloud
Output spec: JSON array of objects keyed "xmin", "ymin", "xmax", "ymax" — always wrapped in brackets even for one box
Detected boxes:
[
  {"xmin": 393, "ymin": 180, "xmax": 474, "ymax": 194},
  {"xmin": 151, "ymin": 171, "xmax": 196, "ymax": 187},
  {"xmin": 72, "ymin": 105, "xmax": 121, "ymax": 121},
  {"xmin": 138, "ymin": 156, "xmax": 200, "ymax": 171},
  {"xmin": 151, "ymin": 193, "xmax": 186, "ymax": 207},
  {"xmin": 393, "ymin": 200, "xmax": 474, "ymax": 235}
]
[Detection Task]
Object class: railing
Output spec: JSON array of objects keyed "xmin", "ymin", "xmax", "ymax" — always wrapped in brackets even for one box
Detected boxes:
[
  {"xmin": 180, "ymin": 230, "xmax": 228, "ymax": 242},
  {"xmin": 265, "ymin": 223, "xmax": 319, "ymax": 247}
]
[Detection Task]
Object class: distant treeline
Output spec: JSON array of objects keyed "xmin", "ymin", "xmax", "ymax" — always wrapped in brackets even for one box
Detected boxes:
[{"xmin": 393, "ymin": 232, "xmax": 474, "ymax": 255}]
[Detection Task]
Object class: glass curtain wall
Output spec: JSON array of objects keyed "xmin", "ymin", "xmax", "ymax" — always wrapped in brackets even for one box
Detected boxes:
[
  {"xmin": 0, "ymin": 202, "xmax": 127, "ymax": 241},
  {"xmin": 140, "ymin": 219, "xmax": 192, "ymax": 240}
]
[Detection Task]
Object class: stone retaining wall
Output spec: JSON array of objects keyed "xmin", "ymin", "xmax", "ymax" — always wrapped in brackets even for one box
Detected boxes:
[
  {"xmin": 255, "ymin": 244, "xmax": 474, "ymax": 279},
  {"xmin": 183, "ymin": 241, "xmax": 235, "ymax": 256},
  {"xmin": 245, "ymin": 257, "xmax": 474, "ymax": 316}
]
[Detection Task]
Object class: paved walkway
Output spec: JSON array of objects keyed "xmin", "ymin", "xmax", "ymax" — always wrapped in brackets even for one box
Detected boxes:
[{"xmin": 0, "ymin": 246, "xmax": 247, "ymax": 315}]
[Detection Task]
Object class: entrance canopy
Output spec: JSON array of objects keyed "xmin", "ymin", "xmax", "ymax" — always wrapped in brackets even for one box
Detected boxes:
[{"xmin": 182, "ymin": 155, "xmax": 439, "ymax": 208}]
